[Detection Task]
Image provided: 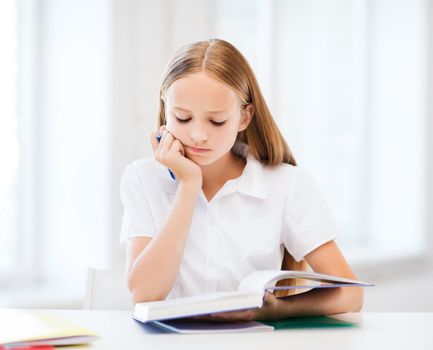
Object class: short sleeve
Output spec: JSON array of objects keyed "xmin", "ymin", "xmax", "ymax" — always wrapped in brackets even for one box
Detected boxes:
[
  {"xmin": 119, "ymin": 163, "xmax": 157, "ymax": 245},
  {"xmin": 282, "ymin": 167, "xmax": 338, "ymax": 262}
]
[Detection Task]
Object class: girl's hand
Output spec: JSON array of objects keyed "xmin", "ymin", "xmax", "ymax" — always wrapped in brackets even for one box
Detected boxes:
[
  {"xmin": 149, "ymin": 126, "xmax": 202, "ymax": 186},
  {"xmin": 193, "ymin": 292, "xmax": 281, "ymax": 323}
]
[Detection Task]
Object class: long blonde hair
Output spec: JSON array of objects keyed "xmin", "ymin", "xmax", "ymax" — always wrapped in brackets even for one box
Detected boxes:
[{"xmin": 158, "ymin": 39, "xmax": 307, "ymax": 296}]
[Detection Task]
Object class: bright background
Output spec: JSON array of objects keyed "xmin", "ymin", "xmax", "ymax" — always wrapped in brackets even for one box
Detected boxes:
[{"xmin": 0, "ymin": 0, "xmax": 432, "ymax": 311}]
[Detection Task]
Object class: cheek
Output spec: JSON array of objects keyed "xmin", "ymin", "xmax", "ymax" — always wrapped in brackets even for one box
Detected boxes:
[
  {"xmin": 166, "ymin": 119, "xmax": 185, "ymax": 139},
  {"xmin": 165, "ymin": 116, "xmax": 175, "ymax": 131},
  {"xmin": 220, "ymin": 125, "xmax": 240, "ymax": 143}
]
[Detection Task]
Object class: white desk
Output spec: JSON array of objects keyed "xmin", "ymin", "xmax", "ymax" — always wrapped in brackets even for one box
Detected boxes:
[{"xmin": 15, "ymin": 310, "xmax": 433, "ymax": 350}]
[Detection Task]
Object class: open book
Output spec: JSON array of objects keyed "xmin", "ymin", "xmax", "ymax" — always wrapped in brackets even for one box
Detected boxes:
[{"xmin": 133, "ymin": 270, "xmax": 374, "ymax": 325}]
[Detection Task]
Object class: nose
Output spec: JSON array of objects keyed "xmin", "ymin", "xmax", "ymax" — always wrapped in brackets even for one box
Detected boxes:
[{"xmin": 189, "ymin": 123, "xmax": 208, "ymax": 144}]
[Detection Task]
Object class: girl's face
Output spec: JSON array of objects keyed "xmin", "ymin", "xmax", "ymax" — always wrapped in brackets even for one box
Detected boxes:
[{"xmin": 164, "ymin": 72, "xmax": 252, "ymax": 167}]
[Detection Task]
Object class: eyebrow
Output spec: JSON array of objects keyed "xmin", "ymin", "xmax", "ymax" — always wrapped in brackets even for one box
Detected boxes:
[{"xmin": 173, "ymin": 106, "xmax": 228, "ymax": 114}]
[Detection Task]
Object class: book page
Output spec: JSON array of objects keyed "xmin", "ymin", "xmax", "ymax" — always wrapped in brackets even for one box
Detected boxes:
[{"xmin": 238, "ymin": 270, "xmax": 373, "ymax": 293}]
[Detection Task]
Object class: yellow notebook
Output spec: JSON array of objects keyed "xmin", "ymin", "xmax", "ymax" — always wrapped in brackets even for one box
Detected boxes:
[{"xmin": 0, "ymin": 310, "xmax": 99, "ymax": 347}]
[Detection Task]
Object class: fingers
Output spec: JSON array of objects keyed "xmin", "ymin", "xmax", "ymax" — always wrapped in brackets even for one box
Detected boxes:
[
  {"xmin": 172, "ymin": 139, "xmax": 185, "ymax": 157},
  {"xmin": 150, "ymin": 125, "xmax": 185, "ymax": 171},
  {"xmin": 159, "ymin": 131, "xmax": 174, "ymax": 155},
  {"xmin": 193, "ymin": 315, "xmax": 235, "ymax": 323},
  {"xmin": 208, "ymin": 309, "xmax": 255, "ymax": 322},
  {"xmin": 149, "ymin": 125, "xmax": 171, "ymax": 154},
  {"xmin": 193, "ymin": 308, "xmax": 256, "ymax": 322}
]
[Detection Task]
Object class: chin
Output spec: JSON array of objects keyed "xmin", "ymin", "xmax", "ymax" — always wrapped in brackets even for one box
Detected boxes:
[
  {"xmin": 187, "ymin": 153, "xmax": 221, "ymax": 167},
  {"xmin": 189, "ymin": 157, "xmax": 216, "ymax": 167}
]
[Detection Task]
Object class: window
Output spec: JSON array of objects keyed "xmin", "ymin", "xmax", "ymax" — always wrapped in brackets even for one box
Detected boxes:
[
  {"xmin": 1, "ymin": 0, "xmax": 112, "ymax": 304},
  {"xmin": 0, "ymin": 0, "xmax": 19, "ymax": 278},
  {"xmin": 214, "ymin": 0, "xmax": 428, "ymax": 263}
]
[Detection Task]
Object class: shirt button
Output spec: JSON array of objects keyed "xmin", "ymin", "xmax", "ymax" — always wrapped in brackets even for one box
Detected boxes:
[{"xmin": 209, "ymin": 218, "xmax": 216, "ymax": 226}]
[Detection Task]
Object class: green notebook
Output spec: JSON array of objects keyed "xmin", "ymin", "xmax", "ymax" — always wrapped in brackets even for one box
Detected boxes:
[{"xmin": 262, "ymin": 316, "xmax": 357, "ymax": 330}]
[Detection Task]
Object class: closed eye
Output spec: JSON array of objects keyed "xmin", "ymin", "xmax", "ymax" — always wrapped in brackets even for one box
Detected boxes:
[
  {"xmin": 211, "ymin": 120, "xmax": 226, "ymax": 127},
  {"xmin": 175, "ymin": 117, "xmax": 191, "ymax": 123},
  {"xmin": 175, "ymin": 116, "xmax": 226, "ymax": 127}
]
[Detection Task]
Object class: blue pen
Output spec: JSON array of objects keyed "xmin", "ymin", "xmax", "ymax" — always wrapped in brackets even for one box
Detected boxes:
[{"xmin": 156, "ymin": 134, "xmax": 176, "ymax": 180}]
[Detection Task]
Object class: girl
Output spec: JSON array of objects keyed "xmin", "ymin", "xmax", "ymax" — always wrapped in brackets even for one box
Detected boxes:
[{"xmin": 120, "ymin": 39, "xmax": 363, "ymax": 321}]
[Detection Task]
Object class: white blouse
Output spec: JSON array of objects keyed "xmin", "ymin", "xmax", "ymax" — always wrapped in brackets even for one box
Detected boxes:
[{"xmin": 120, "ymin": 145, "xmax": 338, "ymax": 299}]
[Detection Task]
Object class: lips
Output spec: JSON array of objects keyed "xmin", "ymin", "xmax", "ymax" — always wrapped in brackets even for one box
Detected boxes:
[{"xmin": 186, "ymin": 146, "xmax": 210, "ymax": 153}]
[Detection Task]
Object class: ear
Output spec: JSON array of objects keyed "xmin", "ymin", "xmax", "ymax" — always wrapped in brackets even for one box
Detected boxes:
[{"xmin": 238, "ymin": 104, "xmax": 254, "ymax": 132}]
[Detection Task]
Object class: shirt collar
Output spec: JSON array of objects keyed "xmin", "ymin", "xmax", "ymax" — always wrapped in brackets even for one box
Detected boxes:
[
  {"xmin": 231, "ymin": 143, "xmax": 268, "ymax": 199},
  {"xmin": 158, "ymin": 142, "xmax": 268, "ymax": 200}
]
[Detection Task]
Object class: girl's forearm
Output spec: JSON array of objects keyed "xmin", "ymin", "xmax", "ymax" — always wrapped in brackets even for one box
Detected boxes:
[
  {"xmin": 128, "ymin": 181, "xmax": 201, "ymax": 303},
  {"xmin": 270, "ymin": 287, "xmax": 364, "ymax": 319}
]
